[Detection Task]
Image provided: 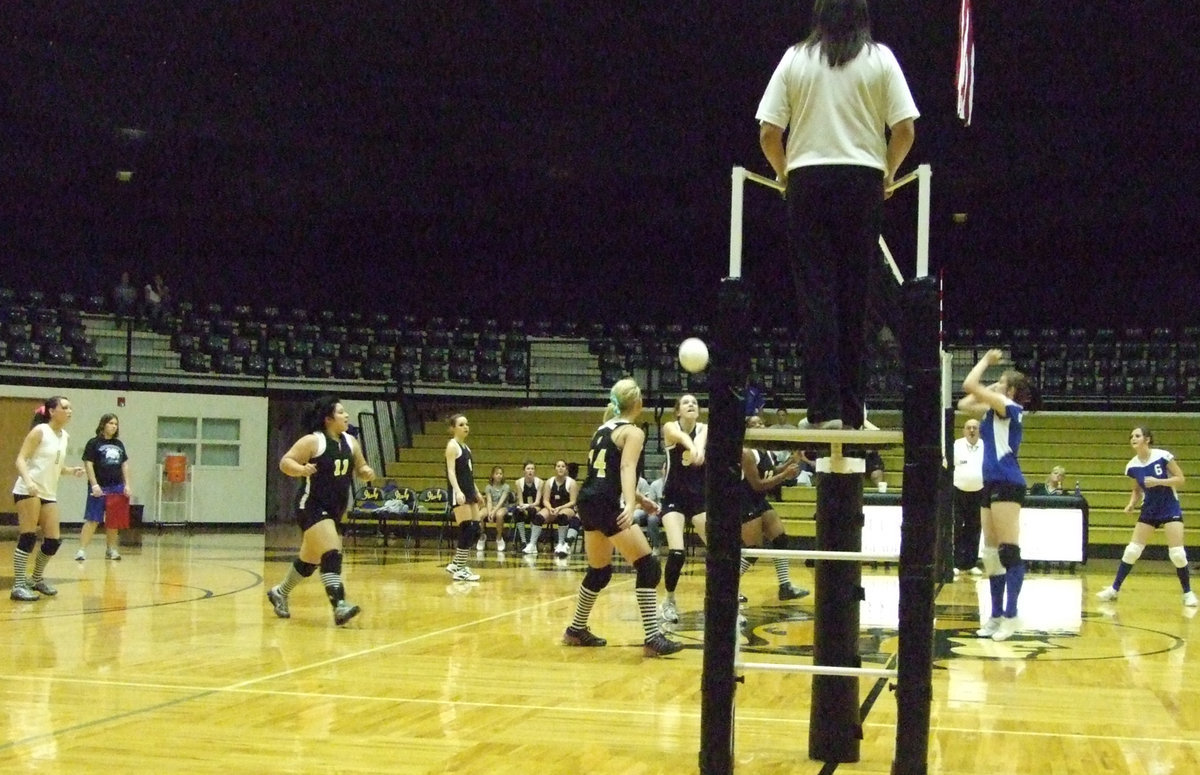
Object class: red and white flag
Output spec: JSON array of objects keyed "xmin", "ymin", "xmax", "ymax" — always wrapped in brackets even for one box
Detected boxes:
[{"xmin": 956, "ymin": 0, "xmax": 975, "ymax": 125}]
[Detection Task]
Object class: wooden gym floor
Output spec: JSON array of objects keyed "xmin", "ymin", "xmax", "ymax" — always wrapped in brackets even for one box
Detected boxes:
[{"xmin": 2, "ymin": 527, "xmax": 1199, "ymax": 774}]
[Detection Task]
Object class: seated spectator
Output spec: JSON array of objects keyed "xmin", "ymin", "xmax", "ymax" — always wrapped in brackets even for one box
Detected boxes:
[
  {"xmin": 773, "ymin": 407, "xmax": 797, "ymax": 429},
  {"xmin": 866, "ymin": 450, "xmax": 885, "ymax": 490},
  {"xmin": 480, "ymin": 466, "xmax": 510, "ymax": 553},
  {"xmin": 143, "ymin": 272, "xmax": 171, "ymax": 329},
  {"xmin": 632, "ymin": 462, "xmax": 665, "ymax": 550},
  {"xmin": 1040, "ymin": 465, "xmax": 1066, "ymax": 495},
  {"xmin": 512, "ymin": 461, "xmax": 544, "ymax": 555},
  {"xmin": 538, "ymin": 459, "xmax": 580, "ymax": 558},
  {"xmin": 112, "ymin": 271, "xmax": 137, "ymax": 317}
]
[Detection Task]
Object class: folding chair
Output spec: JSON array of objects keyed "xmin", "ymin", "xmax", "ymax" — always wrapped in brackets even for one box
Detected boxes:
[{"xmin": 414, "ymin": 487, "xmax": 451, "ymax": 549}]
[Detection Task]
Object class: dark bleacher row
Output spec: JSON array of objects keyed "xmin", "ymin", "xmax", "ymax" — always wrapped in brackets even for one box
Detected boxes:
[
  {"xmin": 0, "ymin": 294, "xmax": 104, "ymax": 368},
  {"xmin": 949, "ymin": 325, "xmax": 1200, "ymax": 404}
]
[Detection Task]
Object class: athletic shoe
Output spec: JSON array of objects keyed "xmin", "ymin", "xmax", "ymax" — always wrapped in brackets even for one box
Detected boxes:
[
  {"xmin": 737, "ymin": 614, "xmax": 747, "ymax": 629},
  {"xmin": 445, "ymin": 562, "xmax": 461, "ymax": 574},
  {"xmin": 523, "ymin": 543, "xmax": 538, "ymax": 556},
  {"xmin": 1184, "ymin": 591, "xmax": 1199, "ymax": 607},
  {"xmin": 496, "ymin": 538, "xmax": 506, "ymax": 553},
  {"xmin": 975, "ymin": 616, "xmax": 1002, "ymax": 637},
  {"xmin": 451, "ymin": 566, "xmax": 481, "ymax": 582},
  {"xmin": 105, "ymin": 548, "xmax": 122, "ymax": 561},
  {"xmin": 31, "ymin": 580, "xmax": 57, "ymax": 596},
  {"xmin": 969, "ymin": 567, "xmax": 983, "ymax": 576},
  {"xmin": 737, "ymin": 593, "xmax": 748, "ymax": 604},
  {"xmin": 475, "ymin": 537, "xmax": 486, "ymax": 551},
  {"xmin": 660, "ymin": 599, "xmax": 680, "ymax": 624},
  {"xmin": 642, "ymin": 633, "xmax": 684, "ymax": 657},
  {"xmin": 554, "ymin": 542, "xmax": 569, "ymax": 558},
  {"xmin": 74, "ymin": 549, "xmax": 86, "ymax": 562},
  {"xmin": 992, "ymin": 617, "xmax": 1019, "ymax": 642},
  {"xmin": 267, "ymin": 586, "xmax": 290, "ymax": 619},
  {"xmin": 1096, "ymin": 587, "xmax": 1119, "ymax": 602},
  {"xmin": 952, "ymin": 568, "xmax": 961, "ymax": 579},
  {"xmin": 333, "ymin": 601, "xmax": 361, "ymax": 626},
  {"xmin": 563, "ymin": 626, "xmax": 607, "ymax": 647},
  {"xmin": 10, "ymin": 585, "xmax": 39, "ymax": 602},
  {"xmin": 778, "ymin": 582, "xmax": 810, "ymax": 601}
]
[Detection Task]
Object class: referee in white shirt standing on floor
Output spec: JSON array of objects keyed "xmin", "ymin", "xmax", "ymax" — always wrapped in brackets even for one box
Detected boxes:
[{"xmin": 952, "ymin": 418, "xmax": 985, "ymax": 577}]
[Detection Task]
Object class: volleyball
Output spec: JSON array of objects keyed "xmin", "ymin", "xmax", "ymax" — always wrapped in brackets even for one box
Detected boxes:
[{"xmin": 678, "ymin": 337, "xmax": 709, "ymax": 373}]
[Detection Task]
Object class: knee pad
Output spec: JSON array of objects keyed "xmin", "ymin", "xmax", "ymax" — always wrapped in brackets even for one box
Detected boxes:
[
  {"xmin": 532, "ymin": 514, "xmax": 546, "ymax": 526},
  {"xmin": 582, "ymin": 564, "xmax": 614, "ymax": 593},
  {"xmin": 294, "ymin": 559, "xmax": 318, "ymax": 577},
  {"xmin": 554, "ymin": 514, "xmax": 568, "ymax": 527},
  {"xmin": 634, "ymin": 554, "xmax": 661, "ymax": 589},
  {"xmin": 1169, "ymin": 545, "xmax": 1188, "ymax": 568},
  {"xmin": 1122, "ymin": 542, "xmax": 1145, "ymax": 565},
  {"xmin": 568, "ymin": 516, "xmax": 581, "ymax": 531},
  {"xmin": 998, "ymin": 543, "xmax": 1022, "ymax": 569},
  {"xmin": 16, "ymin": 532, "xmax": 37, "ymax": 553},
  {"xmin": 457, "ymin": 520, "xmax": 480, "ymax": 549},
  {"xmin": 769, "ymin": 533, "xmax": 789, "ymax": 551},
  {"xmin": 981, "ymin": 546, "xmax": 1002, "ymax": 576},
  {"xmin": 40, "ymin": 537, "xmax": 61, "ymax": 556},
  {"xmin": 319, "ymin": 550, "xmax": 342, "ymax": 575}
]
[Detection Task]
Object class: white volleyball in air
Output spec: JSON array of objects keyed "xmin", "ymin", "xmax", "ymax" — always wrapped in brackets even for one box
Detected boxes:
[{"xmin": 678, "ymin": 337, "xmax": 709, "ymax": 373}]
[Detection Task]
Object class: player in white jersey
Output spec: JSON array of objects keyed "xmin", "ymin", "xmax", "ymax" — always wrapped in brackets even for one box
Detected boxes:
[{"xmin": 10, "ymin": 396, "xmax": 86, "ymax": 601}]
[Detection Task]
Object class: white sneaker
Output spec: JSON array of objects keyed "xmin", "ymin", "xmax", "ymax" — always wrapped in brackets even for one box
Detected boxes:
[
  {"xmin": 1096, "ymin": 586, "xmax": 1119, "ymax": 602},
  {"xmin": 496, "ymin": 538, "xmax": 506, "ymax": 553},
  {"xmin": 105, "ymin": 548, "xmax": 121, "ymax": 561},
  {"xmin": 976, "ymin": 616, "xmax": 1002, "ymax": 637},
  {"xmin": 445, "ymin": 562, "xmax": 459, "ymax": 574},
  {"xmin": 1184, "ymin": 591, "xmax": 1199, "ymax": 607},
  {"xmin": 451, "ymin": 566, "xmax": 481, "ymax": 582},
  {"xmin": 475, "ymin": 537, "xmax": 486, "ymax": 551},
  {"xmin": 554, "ymin": 542, "xmax": 568, "ymax": 558},
  {"xmin": 968, "ymin": 567, "xmax": 983, "ymax": 576},
  {"xmin": 523, "ymin": 543, "xmax": 538, "ymax": 556},
  {"xmin": 75, "ymin": 549, "xmax": 86, "ymax": 562},
  {"xmin": 992, "ymin": 617, "xmax": 1020, "ymax": 642},
  {"xmin": 660, "ymin": 599, "xmax": 680, "ymax": 624}
]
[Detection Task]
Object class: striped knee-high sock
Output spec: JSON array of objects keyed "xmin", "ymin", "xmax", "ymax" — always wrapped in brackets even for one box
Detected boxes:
[
  {"xmin": 739, "ymin": 557, "xmax": 752, "ymax": 576},
  {"xmin": 31, "ymin": 550, "xmax": 52, "ymax": 584},
  {"xmin": 13, "ymin": 547, "xmax": 31, "ymax": 588},
  {"xmin": 277, "ymin": 562, "xmax": 309, "ymax": 596},
  {"xmin": 569, "ymin": 585, "xmax": 600, "ymax": 631},
  {"xmin": 636, "ymin": 587, "xmax": 659, "ymax": 641},
  {"xmin": 774, "ymin": 558, "xmax": 791, "ymax": 586}
]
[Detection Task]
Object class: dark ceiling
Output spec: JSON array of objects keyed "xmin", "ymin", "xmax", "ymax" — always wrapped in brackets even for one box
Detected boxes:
[{"xmin": 1, "ymin": 2, "xmax": 1196, "ymax": 328}]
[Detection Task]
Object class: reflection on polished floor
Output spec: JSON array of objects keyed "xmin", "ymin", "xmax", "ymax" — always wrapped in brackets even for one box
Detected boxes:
[{"xmin": 2, "ymin": 527, "xmax": 1199, "ymax": 774}]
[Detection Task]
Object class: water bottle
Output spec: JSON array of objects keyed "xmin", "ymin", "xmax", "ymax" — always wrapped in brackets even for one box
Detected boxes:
[{"xmin": 1074, "ymin": 480, "xmax": 1081, "ymax": 497}]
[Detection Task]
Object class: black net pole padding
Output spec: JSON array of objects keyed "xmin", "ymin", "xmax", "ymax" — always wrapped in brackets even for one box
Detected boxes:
[
  {"xmin": 699, "ymin": 277, "xmax": 751, "ymax": 775},
  {"xmin": 937, "ymin": 407, "xmax": 958, "ymax": 584},
  {"xmin": 809, "ymin": 471, "xmax": 864, "ymax": 763},
  {"xmin": 892, "ymin": 276, "xmax": 940, "ymax": 775}
]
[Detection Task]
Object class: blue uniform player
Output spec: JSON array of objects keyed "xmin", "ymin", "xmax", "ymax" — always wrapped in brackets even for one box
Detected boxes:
[
  {"xmin": 1097, "ymin": 427, "xmax": 1196, "ymax": 606},
  {"xmin": 958, "ymin": 349, "xmax": 1034, "ymax": 642}
]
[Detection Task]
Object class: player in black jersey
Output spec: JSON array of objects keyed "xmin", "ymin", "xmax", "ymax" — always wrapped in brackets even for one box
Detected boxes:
[
  {"xmin": 539, "ymin": 459, "xmax": 580, "ymax": 558},
  {"xmin": 563, "ymin": 378, "xmax": 682, "ymax": 657},
  {"xmin": 512, "ymin": 461, "xmax": 545, "ymax": 554},
  {"xmin": 267, "ymin": 396, "xmax": 374, "ymax": 626},
  {"xmin": 444, "ymin": 413, "xmax": 483, "ymax": 582},
  {"xmin": 658, "ymin": 394, "xmax": 708, "ymax": 624}
]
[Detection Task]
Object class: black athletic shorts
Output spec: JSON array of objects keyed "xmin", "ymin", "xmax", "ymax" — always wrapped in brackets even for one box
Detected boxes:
[
  {"xmin": 661, "ymin": 490, "xmax": 705, "ymax": 520},
  {"xmin": 298, "ymin": 507, "xmax": 340, "ymax": 532},
  {"xmin": 578, "ymin": 494, "xmax": 623, "ymax": 537},
  {"xmin": 984, "ymin": 482, "xmax": 1026, "ymax": 507}
]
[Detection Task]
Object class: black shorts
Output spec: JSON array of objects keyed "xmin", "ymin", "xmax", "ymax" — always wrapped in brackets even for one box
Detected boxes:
[
  {"xmin": 578, "ymin": 495, "xmax": 623, "ymax": 537},
  {"xmin": 1138, "ymin": 513, "xmax": 1184, "ymax": 528},
  {"xmin": 984, "ymin": 482, "xmax": 1026, "ymax": 507},
  {"xmin": 741, "ymin": 495, "xmax": 771, "ymax": 524},
  {"xmin": 297, "ymin": 507, "xmax": 340, "ymax": 532},
  {"xmin": 661, "ymin": 490, "xmax": 705, "ymax": 519},
  {"xmin": 13, "ymin": 493, "xmax": 55, "ymax": 505}
]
